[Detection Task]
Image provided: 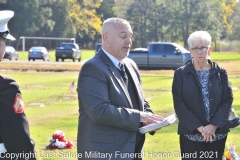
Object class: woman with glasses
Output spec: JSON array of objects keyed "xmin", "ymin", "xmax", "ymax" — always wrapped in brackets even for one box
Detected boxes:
[{"xmin": 172, "ymin": 31, "xmax": 233, "ymax": 160}]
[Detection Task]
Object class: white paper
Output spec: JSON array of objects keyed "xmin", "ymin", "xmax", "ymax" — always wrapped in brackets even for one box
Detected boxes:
[{"xmin": 139, "ymin": 114, "xmax": 177, "ymax": 134}]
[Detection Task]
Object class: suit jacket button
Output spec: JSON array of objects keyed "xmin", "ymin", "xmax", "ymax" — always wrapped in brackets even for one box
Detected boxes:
[
  {"xmin": 209, "ymin": 84, "xmax": 212, "ymax": 87},
  {"xmin": 210, "ymin": 99, "xmax": 213, "ymax": 102}
]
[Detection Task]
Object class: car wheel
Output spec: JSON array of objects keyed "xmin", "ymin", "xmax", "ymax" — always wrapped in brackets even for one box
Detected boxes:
[
  {"xmin": 56, "ymin": 57, "xmax": 59, "ymax": 62},
  {"xmin": 61, "ymin": 59, "xmax": 64, "ymax": 62},
  {"xmin": 33, "ymin": 59, "xmax": 35, "ymax": 61},
  {"xmin": 78, "ymin": 58, "xmax": 81, "ymax": 62},
  {"xmin": 43, "ymin": 58, "xmax": 45, "ymax": 61},
  {"xmin": 28, "ymin": 58, "xmax": 31, "ymax": 61},
  {"xmin": 73, "ymin": 58, "xmax": 75, "ymax": 62}
]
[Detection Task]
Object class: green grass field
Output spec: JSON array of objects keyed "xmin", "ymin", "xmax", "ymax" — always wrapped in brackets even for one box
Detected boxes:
[
  {"xmin": 1, "ymin": 51, "xmax": 240, "ymax": 159},
  {"xmin": 210, "ymin": 52, "xmax": 240, "ymax": 61}
]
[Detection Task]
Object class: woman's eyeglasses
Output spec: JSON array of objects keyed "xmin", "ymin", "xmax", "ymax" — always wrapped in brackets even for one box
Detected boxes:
[{"xmin": 191, "ymin": 47, "xmax": 209, "ymax": 52}]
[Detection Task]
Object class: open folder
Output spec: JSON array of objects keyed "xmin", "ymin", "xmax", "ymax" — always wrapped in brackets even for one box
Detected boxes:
[{"xmin": 139, "ymin": 114, "xmax": 177, "ymax": 134}]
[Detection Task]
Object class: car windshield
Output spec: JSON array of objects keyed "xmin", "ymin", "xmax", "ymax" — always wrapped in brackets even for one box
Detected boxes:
[
  {"xmin": 60, "ymin": 44, "xmax": 75, "ymax": 49},
  {"xmin": 6, "ymin": 46, "xmax": 14, "ymax": 51},
  {"xmin": 30, "ymin": 47, "xmax": 45, "ymax": 51},
  {"xmin": 6, "ymin": 46, "xmax": 13, "ymax": 49}
]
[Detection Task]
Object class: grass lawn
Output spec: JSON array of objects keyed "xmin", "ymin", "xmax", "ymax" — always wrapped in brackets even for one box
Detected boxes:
[
  {"xmin": 2, "ymin": 68, "xmax": 239, "ymax": 160},
  {"xmin": 4, "ymin": 71, "xmax": 79, "ymax": 160},
  {"xmin": 1, "ymin": 50, "xmax": 240, "ymax": 159},
  {"xmin": 211, "ymin": 52, "xmax": 240, "ymax": 61}
]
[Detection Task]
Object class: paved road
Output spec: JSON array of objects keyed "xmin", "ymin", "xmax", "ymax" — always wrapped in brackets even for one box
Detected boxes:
[
  {"xmin": 1, "ymin": 59, "xmax": 86, "ymax": 65},
  {"xmin": 0, "ymin": 59, "xmax": 88, "ymax": 72}
]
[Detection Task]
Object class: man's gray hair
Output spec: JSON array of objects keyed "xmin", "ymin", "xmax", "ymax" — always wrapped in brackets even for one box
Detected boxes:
[{"xmin": 101, "ymin": 17, "xmax": 130, "ymax": 34}]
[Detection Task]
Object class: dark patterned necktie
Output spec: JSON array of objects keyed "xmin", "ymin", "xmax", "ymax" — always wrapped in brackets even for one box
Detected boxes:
[{"xmin": 119, "ymin": 62, "xmax": 128, "ymax": 86}]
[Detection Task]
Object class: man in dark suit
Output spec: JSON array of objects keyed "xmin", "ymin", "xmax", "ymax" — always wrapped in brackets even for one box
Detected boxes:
[
  {"xmin": 0, "ymin": 10, "xmax": 36, "ymax": 159},
  {"xmin": 77, "ymin": 17, "xmax": 164, "ymax": 160}
]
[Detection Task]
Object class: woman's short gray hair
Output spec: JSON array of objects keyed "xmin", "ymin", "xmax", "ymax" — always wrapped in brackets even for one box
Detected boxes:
[{"xmin": 187, "ymin": 31, "xmax": 211, "ymax": 48}]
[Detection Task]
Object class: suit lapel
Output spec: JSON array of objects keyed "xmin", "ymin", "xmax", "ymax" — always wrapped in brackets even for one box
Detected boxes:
[
  {"xmin": 123, "ymin": 59, "xmax": 144, "ymax": 111},
  {"xmin": 99, "ymin": 50, "xmax": 133, "ymax": 108},
  {"xmin": 109, "ymin": 66, "xmax": 133, "ymax": 107}
]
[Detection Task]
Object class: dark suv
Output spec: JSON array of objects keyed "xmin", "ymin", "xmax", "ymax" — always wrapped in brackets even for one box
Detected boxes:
[
  {"xmin": 95, "ymin": 43, "xmax": 102, "ymax": 54},
  {"xmin": 55, "ymin": 43, "xmax": 81, "ymax": 62}
]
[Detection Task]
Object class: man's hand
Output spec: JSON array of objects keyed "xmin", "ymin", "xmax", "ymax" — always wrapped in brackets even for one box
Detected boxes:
[{"xmin": 140, "ymin": 112, "xmax": 165, "ymax": 124}]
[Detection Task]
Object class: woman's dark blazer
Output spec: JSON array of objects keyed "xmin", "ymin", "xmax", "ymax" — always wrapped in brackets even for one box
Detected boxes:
[{"xmin": 172, "ymin": 60, "xmax": 233, "ymax": 135}]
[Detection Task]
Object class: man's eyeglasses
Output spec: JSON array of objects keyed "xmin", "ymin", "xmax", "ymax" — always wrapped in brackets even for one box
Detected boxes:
[{"xmin": 191, "ymin": 47, "xmax": 209, "ymax": 52}]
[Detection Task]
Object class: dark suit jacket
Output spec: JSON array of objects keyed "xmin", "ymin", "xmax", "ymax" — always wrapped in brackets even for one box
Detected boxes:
[
  {"xmin": 172, "ymin": 60, "xmax": 233, "ymax": 135},
  {"xmin": 77, "ymin": 49, "xmax": 152, "ymax": 160}
]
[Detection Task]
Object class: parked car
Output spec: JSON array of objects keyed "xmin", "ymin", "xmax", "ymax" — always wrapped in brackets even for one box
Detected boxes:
[
  {"xmin": 28, "ymin": 46, "xmax": 50, "ymax": 61},
  {"xmin": 128, "ymin": 42, "xmax": 192, "ymax": 69},
  {"xmin": 3, "ymin": 46, "xmax": 18, "ymax": 60},
  {"xmin": 55, "ymin": 43, "xmax": 81, "ymax": 62},
  {"xmin": 95, "ymin": 43, "xmax": 102, "ymax": 54}
]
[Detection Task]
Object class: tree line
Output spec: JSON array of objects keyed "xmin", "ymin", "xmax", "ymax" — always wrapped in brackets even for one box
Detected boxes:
[{"xmin": 0, "ymin": 0, "xmax": 239, "ymax": 50}]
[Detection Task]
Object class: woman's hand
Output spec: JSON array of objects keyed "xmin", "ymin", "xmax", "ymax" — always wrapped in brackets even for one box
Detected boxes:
[
  {"xmin": 197, "ymin": 126, "xmax": 204, "ymax": 133},
  {"xmin": 201, "ymin": 124, "xmax": 218, "ymax": 143}
]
